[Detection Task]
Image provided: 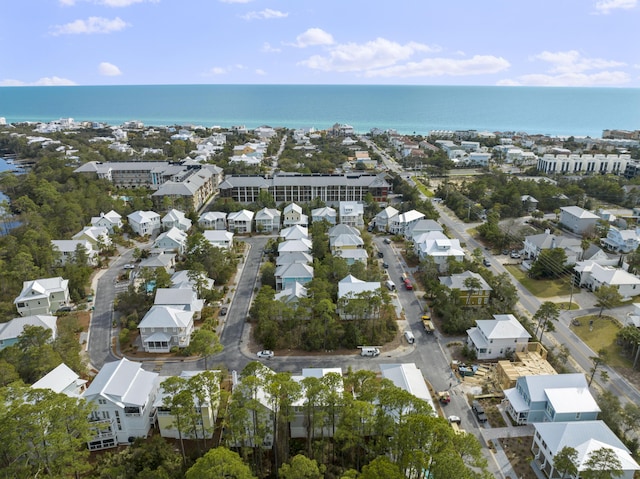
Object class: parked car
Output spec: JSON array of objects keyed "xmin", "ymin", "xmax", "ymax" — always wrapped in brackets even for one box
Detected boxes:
[
  {"xmin": 472, "ymin": 400, "xmax": 488, "ymax": 423},
  {"xmin": 483, "ymin": 258, "xmax": 491, "ymax": 266},
  {"xmin": 448, "ymin": 415, "xmax": 461, "ymax": 425},
  {"xmin": 257, "ymin": 350, "xmax": 274, "ymax": 359},
  {"xmin": 510, "ymin": 251, "xmax": 521, "ymax": 259},
  {"xmin": 377, "ymin": 251, "xmax": 384, "ymax": 258},
  {"xmin": 502, "ymin": 249, "xmax": 509, "ymax": 255},
  {"xmin": 219, "ymin": 307, "xmax": 228, "ymax": 316},
  {"xmin": 382, "ymin": 262, "xmax": 389, "ymax": 269},
  {"xmin": 123, "ymin": 264, "xmax": 136, "ymax": 269}
]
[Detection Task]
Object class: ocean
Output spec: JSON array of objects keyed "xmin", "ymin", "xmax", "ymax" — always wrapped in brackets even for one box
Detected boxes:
[{"xmin": 0, "ymin": 84, "xmax": 639, "ymax": 138}]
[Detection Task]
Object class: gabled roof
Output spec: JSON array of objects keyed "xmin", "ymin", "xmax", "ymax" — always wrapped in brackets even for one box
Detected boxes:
[
  {"xmin": 311, "ymin": 206, "xmax": 337, "ymax": 218},
  {"xmin": 255, "ymin": 207, "xmax": 281, "ymax": 220},
  {"xmin": 155, "ymin": 227, "xmax": 188, "ymax": 245},
  {"xmin": 73, "ymin": 226, "xmax": 110, "ymax": 242},
  {"xmin": 278, "ymin": 239, "xmax": 312, "ymax": 253},
  {"xmin": 280, "ymin": 225, "xmax": 308, "ymax": 240},
  {"xmin": 338, "ymin": 275, "xmax": 380, "ymax": 298},
  {"xmin": 32, "ymin": 363, "xmax": 86, "ymax": 397},
  {"xmin": 394, "ymin": 209, "xmax": 425, "ymax": 224},
  {"xmin": 518, "ymin": 373, "xmax": 587, "ymax": 403},
  {"xmin": 375, "ymin": 206, "xmax": 399, "ymax": 221},
  {"xmin": 473, "ymin": 314, "xmax": 530, "ymax": 341},
  {"xmin": 580, "ymin": 262, "xmax": 640, "ymax": 286},
  {"xmin": 199, "ymin": 211, "xmax": 227, "ymax": 222},
  {"xmin": 275, "ymin": 262, "xmax": 314, "ymax": 279},
  {"xmin": 276, "ymin": 251, "xmax": 313, "ymax": 266},
  {"xmin": 227, "ymin": 209, "xmax": 254, "ymax": 222},
  {"xmin": 14, "ymin": 277, "xmax": 68, "ymax": 303},
  {"xmin": 330, "ymin": 233, "xmax": 364, "ymax": 248},
  {"xmin": 292, "ymin": 368, "xmax": 343, "ymax": 406},
  {"xmin": 328, "ymin": 224, "xmax": 360, "ymax": 238},
  {"xmin": 284, "ymin": 203, "xmax": 302, "ymax": 214},
  {"xmin": 379, "ymin": 363, "xmax": 436, "ymax": 414},
  {"xmin": 525, "ymin": 233, "xmax": 581, "ymax": 250},
  {"xmin": 83, "ymin": 358, "xmax": 158, "ymax": 407},
  {"xmin": 127, "ymin": 210, "xmax": 160, "ymax": 224},
  {"xmin": 139, "ymin": 305, "xmax": 194, "ymax": 329},
  {"xmin": 170, "ymin": 270, "xmax": 214, "ymax": 291},
  {"xmin": 0, "ymin": 315, "xmax": 58, "ymax": 342},
  {"xmin": 560, "ymin": 205, "xmax": 599, "ymax": 219},
  {"xmin": 154, "ymin": 288, "xmax": 198, "ymax": 306},
  {"xmin": 275, "ymin": 282, "xmax": 308, "ymax": 303},
  {"xmin": 534, "ymin": 421, "xmax": 640, "ymax": 472},
  {"xmin": 545, "ymin": 387, "xmax": 600, "ymax": 415},
  {"xmin": 204, "ymin": 230, "xmax": 234, "ymax": 243},
  {"xmin": 439, "ymin": 270, "xmax": 492, "ymax": 292}
]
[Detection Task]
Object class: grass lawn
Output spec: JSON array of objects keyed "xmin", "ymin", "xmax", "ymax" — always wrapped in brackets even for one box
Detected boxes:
[
  {"xmin": 570, "ymin": 315, "xmax": 631, "ymax": 369},
  {"xmin": 413, "ymin": 178, "xmax": 433, "ymax": 197},
  {"xmin": 505, "ymin": 265, "xmax": 572, "ymax": 298}
]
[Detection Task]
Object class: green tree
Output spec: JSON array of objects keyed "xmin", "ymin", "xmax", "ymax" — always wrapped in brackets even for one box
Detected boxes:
[
  {"xmin": 533, "ymin": 301, "xmax": 560, "ymax": 344},
  {"xmin": 359, "ymin": 456, "xmax": 404, "ymax": 479},
  {"xmin": 594, "ymin": 285, "xmax": 623, "ymax": 317},
  {"xmin": 582, "ymin": 447, "xmax": 623, "ymax": 479},
  {"xmin": 530, "ymin": 248, "xmax": 569, "ymax": 279},
  {"xmin": 589, "ymin": 348, "xmax": 609, "ymax": 387},
  {"xmin": 463, "ymin": 276, "xmax": 482, "ymax": 306},
  {"xmin": 188, "ymin": 328, "xmax": 222, "ymax": 369},
  {"xmin": 279, "ymin": 454, "xmax": 326, "ymax": 479},
  {"xmin": 186, "ymin": 447, "xmax": 256, "ymax": 479},
  {"xmin": 554, "ymin": 446, "xmax": 579, "ymax": 479}
]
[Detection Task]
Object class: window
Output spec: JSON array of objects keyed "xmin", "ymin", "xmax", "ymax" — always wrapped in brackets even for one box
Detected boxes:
[{"xmin": 98, "ymin": 398, "xmax": 107, "ymax": 405}]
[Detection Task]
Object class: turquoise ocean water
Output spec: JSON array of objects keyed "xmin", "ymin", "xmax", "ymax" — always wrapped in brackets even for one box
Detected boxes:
[{"xmin": 0, "ymin": 84, "xmax": 639, "ymax": 137}]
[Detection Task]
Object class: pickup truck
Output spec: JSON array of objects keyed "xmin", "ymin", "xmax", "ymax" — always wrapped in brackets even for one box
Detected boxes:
[{"xmin": 422, "ymin": 315, "xmax": 434, "ymax": 334}]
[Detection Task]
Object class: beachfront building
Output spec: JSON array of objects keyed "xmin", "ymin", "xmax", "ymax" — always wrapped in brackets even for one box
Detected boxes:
[
  {"xmin": 14, "ymin": 277, "xmax": 70, "ymax": 316},
  {"xmin": 536, "ymin": 153, "xmax": 630, "ymax": 175},
  {"xmin": 218, "ymin": 172, "xmax": 390, "ymax": 204}
]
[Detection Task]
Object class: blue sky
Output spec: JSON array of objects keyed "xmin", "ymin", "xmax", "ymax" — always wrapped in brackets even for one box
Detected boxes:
[{"xmin": 2, "ymin": 0, "xmax": 639, "ymax": 87}]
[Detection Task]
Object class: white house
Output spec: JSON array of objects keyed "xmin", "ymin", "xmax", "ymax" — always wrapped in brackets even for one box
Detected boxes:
[
  {"xmin": 83, "ymin": 358, "xmax": 159, "ymax": 450},
  {"xmin": 531, "ymin": 421, "xmax": 640, "ymax": 479},
  {"xmin": 328, "ymin": 224, "xmax": 361, "ymax": 239},
  {"xmin": 255, "ymin": 207, "xmax": 281, "ymax": 232},
  {"xmin": 339, "ymin": 201, "xmax": 365, "ymax": 228},
  {"xmin": 276, "ymin": 251, "xmax": 313, "ymax": 267},
  {"xmin": 161, "ymin": 209, "xmax": 192, "ymax": 232},
  {"xmin": 283, "ymin": 203, "xmax": 308, "ymax": 227},
  {"xmin": 601, "ymin": 226, "xmax": 640, "ymax": 253},
  {"xmin": 198, "ymin": 211, "xmax": 227, "ymax": 230},
  {"xmin": 290, "ymin": 368, "xmax": 343, "ymax": 439},
  {"xmin": 374, "ymin": 206, "xmax": 399, "ymax": 232},
  {"xmin": 278, "ymin": 238, "xmax": 312, "ymax": 254},
  {"xmin": 170, "ymin": 270, "xmax": 214, "ymax": 293},
  {"xmin": 32, "ymin": 363, "xmax": 87, "ymax": 397},
  {"xmin": 574, "ymin": 261, "xmax": 640, "ymax": 299},
  {"xmin": 275, "ymin": 282, "xmax": 308, "ymax": 304},
  {"xmin": 389, "ymin": 210, "xmax": 426, "ymax": 237},
  {"xmin": 407, "ymin": 219, "xmax": 443, "ymax": 242},
  {"xmin": 127, "ymin": 210, "xmax": 161, "ymax": 237},
  {"xmin": 203, "ymin": 230, "xmax": 234, "ymax": 250},
  {"xmin": 280, "ymin": 225, "xmax": 309, "ymax": 241},
  {"xmin": 51, "ymin": 239, "xmax": 98, "ymax": 266},
  {"xmin": 138, "ymin": 305, "xmax": 195, "ymax": 353},
  {"xmin": 0, "ymin": 315, "xmax": 57, "ymax": 351},
  {"xmin": 153, "ymin": 227, "xmax": 188, "ymax": 255},
  {"xmin": 379, "ymin": 363, "xmax": 437, "ymax": 416},
  {"xmin": 559, "ymin": 206, "xmax": 600, "ymax": 235},
  {"xmin": 139, "ymin": 252, "xmax": 176, "ymax": 273},
  {"xmin": 337, "ymin": 275, "xmax": 381, "ymax": 320},
  {"xmin": 227, "ymin": 209, "xmax": 255, "ymax": 233},
  {"xmin": 14, "ymin": 277, "xmax": 70, "ymax": 316},
  {"xmin": 73, "ymin": 226, "xmax": 111, "ymax": 248},
  {"xmin": 523, "ymin": 232, "xmax": 582, "ymax": 264},
  {"xmin": 466, "ymin": 314, "xmax": 531, "ymax": 360},
  {"xmin": 154, "ymin": 287, "xmax": 204, "ymax": 319},
  {"xmin": 91, "ymin": 210, "xmax": 123, "ymax": 233},
  {"xmin": 414, "ymin": 231, "xmax": 465, "ymax": 270},
  {"xmin": 311, "ymin": 206, "xmax": 337, "ymax": 225},
  {"xmin": 503, "ymin": 373, "xmax": 598, "ymax": 425}
]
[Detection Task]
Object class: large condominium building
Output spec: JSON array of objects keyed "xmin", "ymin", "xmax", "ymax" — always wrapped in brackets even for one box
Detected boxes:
[
  {"xmin": 536, "ymin": 153, "xmax": 631, "ymax": 175},
  {"xmin": 218, "ymin": 172, "xmax": 390, "ymax": 204}
]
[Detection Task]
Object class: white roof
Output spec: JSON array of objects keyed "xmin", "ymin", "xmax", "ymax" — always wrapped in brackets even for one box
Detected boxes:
[
  {"xmin": 560, "ymin": 206, "xmax": 599, "ymax": 220},
  {"xmin": 534, "ymin": 421, "xmax": 640, "ymax": 472},
  {"xmin": 15, "ymin": 277, "xmax": 68, "ymax": 303},
  {"xmin": 83, "ymin": 358, "xmax": 158, "ymax": 407},
  {"xmin": 204, "ymin": 230, "xmax": 234, "ymax": 243},
  {"xmin": 32, "ymin": 363, "xmax": 86, "ymax": 397},
  {"xmin": 338, "ymin": 275, "xmax": 380, "ymax": 299},
  {"xmin": 328, "ymin": 224, "xmax": 361, "ymax": 238},
  {"xmin": 275, "ymin": 262, "xmax": 314, "ymax": 279},
  {"xmin": 0, "ymin": 315, "xmax": 57, "ymax": 341},
  {"xmin": 379, "ymin": 363, "xmax": 436, "ymax": 414},
  {"xmin": 127, "ymin": 210, "xmax": 160, "ymax": 224},
  {"xmin": 280, "ymin": 225, "xmax": 308, "ymax": 240},
  {"xmin": 228, "ymin": 209, "xmax": 254, "ymax": 222},
  {"xmin": 474, "ymin": 314, "xmax": 531, "ymax": 341},
  {"xmin": 585, "ymin": 263, "xmax": 640, "ymax": 286},
  {"xmin": 292, "ymin": 368, "xmax": 343, "ymax": 406},
  {"xmin": 519, "ymin": 373, "xmax": 587, "ymax": 403},
  {"xmin": 51, "ymin": 239, "xmax": 93, "ymax": 253},
  {"xmin": 278, "ymin": 239, "xmax": 312, "ymax": 253},
  {"xmin": 138, "ymin": 305, "xmax": 194, "ymax": 329},
  {"xmin": 199, "ymin": 211, "xmax": 227, "ymax": 221},
  {"xmin": 545, "ymin": 387, "xmax": 600, "ymax": 414}
]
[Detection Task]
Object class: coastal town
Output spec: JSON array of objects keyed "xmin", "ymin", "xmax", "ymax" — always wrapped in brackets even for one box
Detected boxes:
[{"xmin": 2, "ymin": 117, "xmax": 640, "ymax": 478}]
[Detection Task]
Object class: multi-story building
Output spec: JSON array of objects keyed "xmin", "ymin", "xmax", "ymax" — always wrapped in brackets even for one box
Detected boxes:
[
  {"xmin": 218, "ymin": 172, "xmax": 390, "ymax": 204},
  {"xmin": 536, "ymin": 154, "xmax": 630, "ymax": 175}
]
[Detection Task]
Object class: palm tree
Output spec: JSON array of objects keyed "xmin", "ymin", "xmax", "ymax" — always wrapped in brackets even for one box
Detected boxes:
[{"xmin": 533, "ymin": 301, "xmax": 560, "ymax": 344}]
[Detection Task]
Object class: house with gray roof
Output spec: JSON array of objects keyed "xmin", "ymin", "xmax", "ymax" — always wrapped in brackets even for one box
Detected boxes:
[
  {"xmin": 275, "ymin": 263, "xmax": 314, "ymax": 291},
  {"xmin": 0, "ymin": 315, "xmax": 57, "ymax": 351},
  {"xmin": 14, "ymin": 277, "xmax": 70, "ymax": 316},
  {"xmin": 161, "ymin": 209, "xmax": 192, "ymax": 232},
  {"xmin": 153, "ymin": 227, "xmax": 188, "ymax": 255},
  {"xmin": 531, "ymin": 421, "xmax": 640, "ymax": 479},
  {"xmin": 439, "ymin": 270, "xmax": 492, "ymax": 306},
  {"xmin": 127, "ymin": 210, "xmax": 161, "ymax": 237},
  {"xmin": 311, "ymin": 206, "xmax": 337, "ymax": 225},
  {"xmin": 503, "ymin": 373, "xmax": 598, "ymax": 425},
  {"xmin": 203, "ymin": 230, "xmax": 234, "ymax": 249},
  {"xmin": 255, "ymin": 207, "xmax": 281, "ymax": 232},
  {"xmin": 154, "ymin": 288, "xmax": 204, "ymax": 319},
  {"xmin": 407, "ymin": 219, "xmax": 443, "ymax": 242},
  {"xmin": 466, "ymin": 314, "xmax": 530, "ymax": 360},
  {"xmin": 227, "ymin": 209, "xmax": 254, "ymax": 233},
  {"xmin": 523, "ymin": 231, "xmax": 582, "ymax": 264},
  {"xmin": 198, "ymin": 211, "xmax": 227, "ymax": 230},
  {"xmin": 559, "ymin": 206, "xmax": 600, "ymax": 235},
  {"xmin": 374, "ymin": 206, "xmax": 399, "ymax": 232},
  {"xmin": 379, "ymin": 363, "xmax": 437, "ymax": 417},
  {"xmin": 91, "ymin": 210, "xmax": 122, "ymax": 233},
  {"xmin": 138, "ymin": 305, "xmax": 195, "ymax": 352},
  {"xmin": 339, "ymin": 201, "xmax": 364, "ymax": 228}
]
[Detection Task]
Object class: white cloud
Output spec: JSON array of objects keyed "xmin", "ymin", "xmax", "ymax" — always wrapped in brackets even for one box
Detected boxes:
[
  {"xmin": 497, "ymin": 71, "xmax": 630, "ymax": 87},
  {"xmin": 208, "ymin": 67, "xmax": 229, "ymax": 75},
  {"xmin": 291, "ymin": 28, "xmax": 334, "ymax": 48},
  {"xmin": 99, "ymin": 62, "xmax": 122, "ymax": 76},
  {"xmin": 532, "ymin": 50, "xmax": 626, "ymax": 74},
  {"xmin": 1, "ymin": 76, "xmax": 77, "ymax": 86},
  {"xmin": 365, "ymin": 55, "xmax": 510, "ymax": 78},
  {"xmin": 299, "ymin": 37, "xmax": 438, "ymax": 73},
  {"xmin": 255, "ymin": 69, "xmax": 266, "ymax": 76},
  {"xmin": 594, "ymin": 0, "xmax": 637, "ymax": 14},
  {"xmin": 262, "ymin": 42, "xmax": 281, "ymax": 53},
  {"xmin": 500, "ymin": 49, "xmax": 631, "ymax": 86},
  {"xmin": 241, "ymin": 9, "xmax": 288, "ymax": 20},
  {"xmin": 51, "ymin": 17, "xmax": 129, "ymax": 35}
]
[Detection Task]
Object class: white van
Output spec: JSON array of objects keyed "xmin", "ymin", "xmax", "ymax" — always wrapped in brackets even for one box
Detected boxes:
[
  {"xmin": 404, "ymin": 331, "xmax": 415, "ymax": 344},
  {"xmin": 385, "ymin": 280, "xmax": 396, "ymax": 291},
  {"xmin": 360, "ymin": 347, "xmax": 381, "ymax": 357}
]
